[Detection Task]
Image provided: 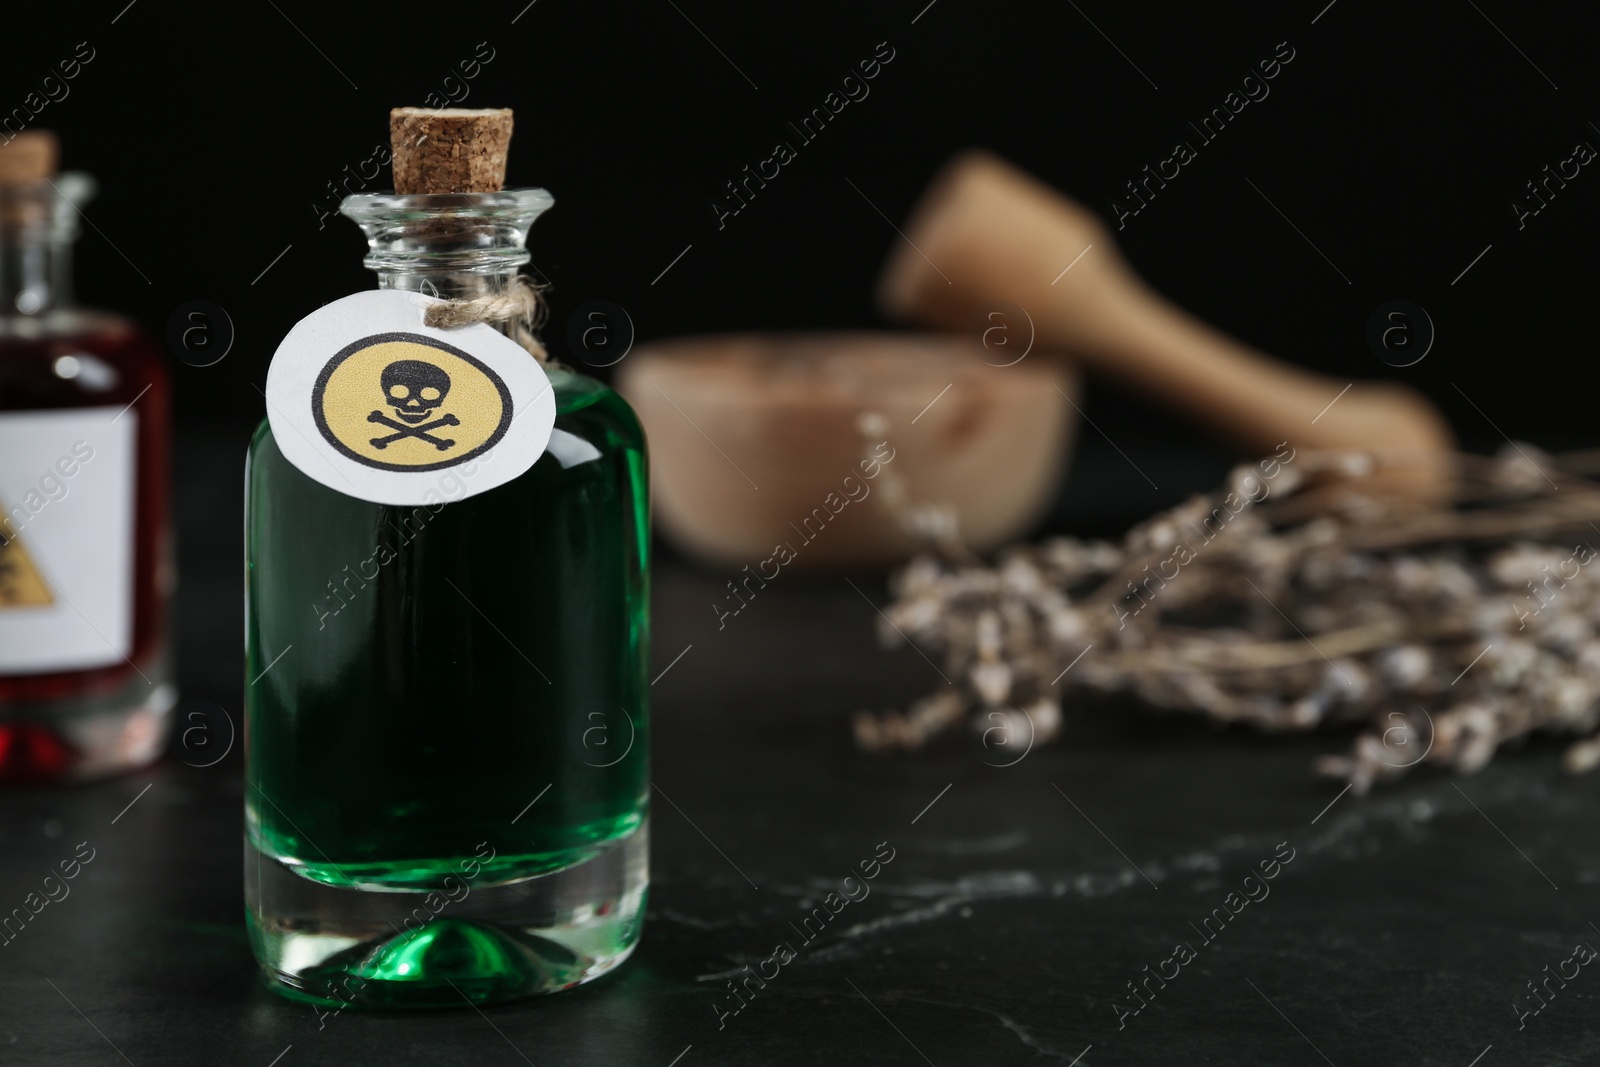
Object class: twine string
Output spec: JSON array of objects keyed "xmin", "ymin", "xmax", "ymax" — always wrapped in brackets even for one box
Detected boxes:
[{"xmin": 421, "ymin": 275, "xmax": 549, "ymax": 363}]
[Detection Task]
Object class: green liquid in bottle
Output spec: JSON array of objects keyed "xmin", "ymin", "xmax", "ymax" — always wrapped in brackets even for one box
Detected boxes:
[{"xmin": 244, "ymin": 367, "xmax": 650, "ymax": 1007}]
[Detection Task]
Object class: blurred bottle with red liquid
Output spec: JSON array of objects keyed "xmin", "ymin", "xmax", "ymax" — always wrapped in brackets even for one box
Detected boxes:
[{"xmin": 0, "ymin": 132, "xmax": 172, "ymax": 782}]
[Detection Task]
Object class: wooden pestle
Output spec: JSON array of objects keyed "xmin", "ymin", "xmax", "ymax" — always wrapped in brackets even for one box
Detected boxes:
[{"xmin": 877, "ymin": 151, "xmax": 1454, "ymax": 491}]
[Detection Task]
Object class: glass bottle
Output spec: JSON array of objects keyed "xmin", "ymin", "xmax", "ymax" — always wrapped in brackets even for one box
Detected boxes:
[
  {"xmin": 244, "ymin": 188, "xmax": 650, "ymax": 1009},
  {"xmin": 0, "ymin": 152, "xmax": 174, "ymax": 783}
]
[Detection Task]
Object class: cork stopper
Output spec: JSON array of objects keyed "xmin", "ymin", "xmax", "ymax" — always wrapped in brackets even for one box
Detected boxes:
[
  {"xmin": 0, "ymin": 131, "xmax": 60, "ymax": 187},
  {"xmin": 390, "ymin": 108, "xmax": 513, "ymax": 194}
]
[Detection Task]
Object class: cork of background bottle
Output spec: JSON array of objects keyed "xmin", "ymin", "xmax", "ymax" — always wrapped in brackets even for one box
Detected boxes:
[
  {"xmin": 0, "ymin": 131, "xmax": 60, "ymax": 230},
  {"xmin": 0, "ymin": 131, "xmax": 59, "ymax": 186},
  {"xmin": 389, "ymin": 108, "xmax": 513, "ymax": 194}
]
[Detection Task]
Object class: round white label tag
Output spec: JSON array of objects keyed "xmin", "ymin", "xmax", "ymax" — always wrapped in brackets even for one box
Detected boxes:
[{"xmin": 264, "ymin": 290, "xmax": 555, "ymax": 506}]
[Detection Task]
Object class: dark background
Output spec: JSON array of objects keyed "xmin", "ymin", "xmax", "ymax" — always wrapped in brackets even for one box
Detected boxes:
[
  {"xmin": 8, "ymin": 5, "xmax": 1600, "ymax": 1064},
  {"xmin": 7, "ymin": 0, "xmax": 1596, "ymax": 450}
]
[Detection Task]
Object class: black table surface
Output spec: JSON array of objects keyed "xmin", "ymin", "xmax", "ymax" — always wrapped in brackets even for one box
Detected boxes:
[{"xmin": 3, "ymin": 430, "xmax": 1599, "ymax": 1067}]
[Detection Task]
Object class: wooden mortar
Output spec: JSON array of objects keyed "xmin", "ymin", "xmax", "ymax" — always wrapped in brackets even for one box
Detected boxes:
[{"xmin": 616, "ymin": 333, "xmax": 1080, "ymax": 568}]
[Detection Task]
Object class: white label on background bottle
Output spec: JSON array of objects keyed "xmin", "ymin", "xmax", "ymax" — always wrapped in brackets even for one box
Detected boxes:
[{"xmin": 0, "ymin": 406, "xmax": 136, "ymax": 674}]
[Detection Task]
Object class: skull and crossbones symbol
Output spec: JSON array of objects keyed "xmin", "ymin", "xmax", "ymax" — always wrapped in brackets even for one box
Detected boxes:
[{"xmin": 368, "ymin": 360, "xmax": 460, "ymax": 450}]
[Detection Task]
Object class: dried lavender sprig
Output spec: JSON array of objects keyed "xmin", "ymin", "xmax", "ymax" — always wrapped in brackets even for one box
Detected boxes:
[{"xmin": 856, "ymin": 445, "xmax": 1600, "ymax": 792}]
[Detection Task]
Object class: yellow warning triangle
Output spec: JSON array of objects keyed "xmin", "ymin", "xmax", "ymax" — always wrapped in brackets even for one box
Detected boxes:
[{"xmin": 0, "ymin": 509, "xmax": 53, "ymax": 608}]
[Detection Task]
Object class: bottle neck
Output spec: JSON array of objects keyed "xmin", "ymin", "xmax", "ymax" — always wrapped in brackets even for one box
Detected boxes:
[
  {"xmin": 0, "ymin": 175, "xmax": 92, "ymax": 318},
  {"xmin": 372, "ymin": 266, "xmax": 521, "ymax": 342},
  {"xmin": 343, "ymin": 189, "xmax": 553, "ymax": 339},
  {"xmin": 374, "ymin": 264, "xmax": 520, "ymax": 301},
  {"xmin": 0, "ymin": 236, "xmax": 74, "ymax": 316}
]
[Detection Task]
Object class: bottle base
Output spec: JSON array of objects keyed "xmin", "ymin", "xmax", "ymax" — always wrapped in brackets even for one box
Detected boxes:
[
  {"xmin": 0, "ymin": 661, "xmax": 174, "ymax": 783},
  {"xmin": 246, "ymin": 819, "xmax": 648, "ymax": 1009}
]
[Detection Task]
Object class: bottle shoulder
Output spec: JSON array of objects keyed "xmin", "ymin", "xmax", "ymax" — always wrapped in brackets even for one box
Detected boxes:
[
  {"xmin": 548, "ymin": 366, "xmax": 630, "ymax": 414},
  {"xmin": 548, "ymin": 367, "xmax": 643, "ymax": 440},
  {"xmin": 0, "ymin": 310, "xmax": 169, "ymax": 412},
  {"xmin": 0, "ymin": 308, "xmax": 137, "ymax": 342}
]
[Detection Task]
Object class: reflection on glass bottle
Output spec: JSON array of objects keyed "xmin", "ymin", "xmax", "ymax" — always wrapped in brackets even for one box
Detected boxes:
[{"xmin": 0, "ymin": 132, "xmax": 173, "ymax": 783}]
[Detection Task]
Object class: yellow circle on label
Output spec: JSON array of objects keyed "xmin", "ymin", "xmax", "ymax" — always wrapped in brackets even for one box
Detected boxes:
[{"xmin": 313, "ymin": 334, "xmax": 511, "ymax": 472}]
